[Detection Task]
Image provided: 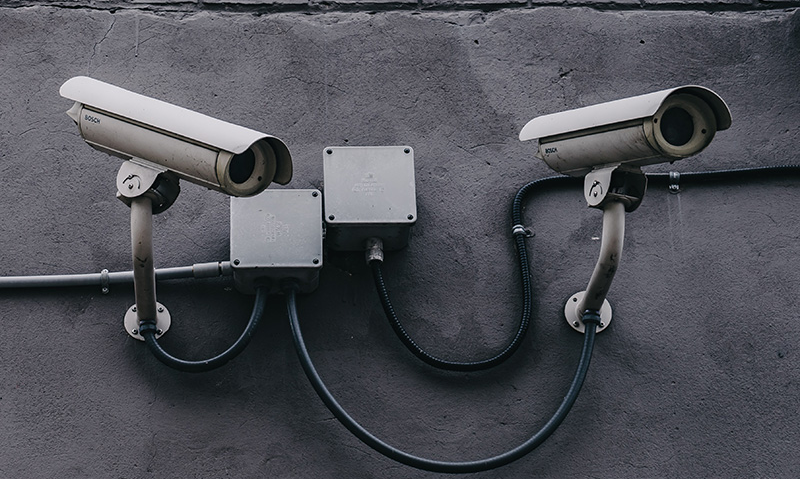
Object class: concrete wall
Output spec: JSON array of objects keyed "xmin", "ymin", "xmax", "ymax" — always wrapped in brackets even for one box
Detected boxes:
[{"xmin": 0, "ymin": 1, "xmax": 798, "ymax": 477}]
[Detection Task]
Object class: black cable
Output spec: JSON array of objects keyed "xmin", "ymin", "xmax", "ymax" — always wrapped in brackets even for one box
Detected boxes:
[
  {"xmin": 287, "ymin": 288, "xmax": 601, "ymax": 473},
  {"xmin": 371, "ymin": 259, "xmax": 524, "ymax": 371},
  {"xmin": 646, "ymin": 164, "xmax": 800, "ymax": 186},
  {"xmin": 371, "ymin": 165, "xmax": 800, "ymax": 372},
  {"xmin": 289, "ymin": 164, "xmax": 799, "ymax": 470},
  {"xmin": 139, "ymin": 287, "xmax": 268, "ymax": 373},
  {"xmin": 370, "ymin": 175, "xmax": 579, "ymax": 371}
]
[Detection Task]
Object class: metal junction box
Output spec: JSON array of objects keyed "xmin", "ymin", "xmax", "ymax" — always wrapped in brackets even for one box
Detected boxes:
[
  {"xmin": 230, "ymin": 189, "xmax": 323, "ymax": 294},
  {"xmin": 322, "ymin": 146, "xmax": 417, "ymax": 251}
]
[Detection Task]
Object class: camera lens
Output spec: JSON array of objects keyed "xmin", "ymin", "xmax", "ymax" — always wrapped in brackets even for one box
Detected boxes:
[
  {"xmin": 660, "ymin": 107, "xmax": 694, "ymax": 147},
  {"xmin": 229, "ymin": 148, "xmax": 256, "ymax": 184}
]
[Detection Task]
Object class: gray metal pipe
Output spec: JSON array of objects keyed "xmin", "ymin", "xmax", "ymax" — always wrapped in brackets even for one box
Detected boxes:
[
  {"xmin": 0, "ymin": 192, "xmax": 231, "ymax": 295},
  {"xmin": 0, "ymin": 263, "xmax": 232, "ymax": 290}
]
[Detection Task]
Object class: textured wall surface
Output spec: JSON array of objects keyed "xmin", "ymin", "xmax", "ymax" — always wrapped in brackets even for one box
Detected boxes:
[{"xmin": 0, "ymin": 1, "xmax": 798, "ymax": 477}]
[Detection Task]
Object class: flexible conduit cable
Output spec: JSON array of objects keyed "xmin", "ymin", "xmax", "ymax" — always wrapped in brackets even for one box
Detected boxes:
[
  {"xmin": 371, "ymin": 165, "xmax": 800, "ymax": 371},
  {"xmin": 138, "ymin": 287, "xmax": 268, "ymax": 373},
  {"xmin": 370, "ymin": 175, "xmax": 578, "ymax": 372},
  {"xmin": 287, "ymin": 288, "xmax": 601, "ymax": 473}
]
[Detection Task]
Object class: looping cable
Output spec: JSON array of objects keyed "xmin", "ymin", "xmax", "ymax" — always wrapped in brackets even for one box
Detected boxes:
[
  {"xmin": 370, "ymin": 175, "xmax": 580, "ymax": 371},
  {"xmin": 287, "ymin": 288, "xmax": 600, "ymax": 473},
  {"xmin": 140, "ymin": 287, "xmax": 269, "ymax": 373}
]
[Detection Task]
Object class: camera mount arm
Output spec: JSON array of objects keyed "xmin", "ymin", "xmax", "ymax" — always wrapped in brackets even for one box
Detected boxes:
[
  {"xmin": 116, "ymin": 160, "xmax": 181, "ymax": 341},
  {"xmin": 565, "ymin": 165, "xmax": 646, "ymax": 334}
]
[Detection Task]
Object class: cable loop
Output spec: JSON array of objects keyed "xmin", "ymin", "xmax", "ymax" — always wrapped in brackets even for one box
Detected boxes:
[
  {"xmin": 668, "ymin": 171, "xmax": 681, "ymax": 193},
  {"xmin": 288, "ymin": 289, "xmax": 599, "ymax": 473},
  {"xmin": 139, "ymin": 287, "xmax": 268, "ymax": 373}
]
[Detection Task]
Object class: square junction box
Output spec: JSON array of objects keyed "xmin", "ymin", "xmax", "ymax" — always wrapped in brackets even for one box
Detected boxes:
[
  {"xmin": 322, "ymin": 146, "xmax": 417, "ymax": 251},
  {"xmin": 230, "ymin": 189, "xmax": 323, "ymax": 294}
]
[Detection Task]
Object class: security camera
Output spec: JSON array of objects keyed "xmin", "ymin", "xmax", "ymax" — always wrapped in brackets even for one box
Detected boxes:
[
  {"xmin": 59, "ymin": 76, "xmax": 292, "ymax": 197},
  {"xmin": 519, "ymin": 85, "xmax": 731, "ymax": 177}
]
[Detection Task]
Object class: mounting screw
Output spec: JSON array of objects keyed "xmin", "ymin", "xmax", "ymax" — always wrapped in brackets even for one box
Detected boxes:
[
  {"xmin": 589, "ymin": 180, "xmax": 603, "ymax": 199},
  {"xmin": 328, "ymin": 215, "xmax": 335, "ymax": 221},
  {"xmin": 122, "ymin": 174, "xmax": 141, "ymax": 191},
  {"xmin": 131, "ymin": 329, "xmax": 138, "ymax": 335},
  {"xmin": 404, "ymin": 148, "xmax": 410, "ymax": 154},
  {"xmin": 132, "ymin": 306, "xmax": 137, "ymax": 312},
  {"xmin": 233, "ymin": 259, "xmax": 240, "ymax": 265},
  {"xmin": 312, "ymin": 191, "xmax": 319, "ymax": 197},
  {"xmin": 326, "ymin": 149, "xmax": 333, "ymax": 155},
  {"xmin": 407, "ymin": 214, "xmax": 414, "ymax": 220},
  {"xmin": 157, "ymin": 329, "xmax": 163, "ymax": 335},
  {"xmin": 157, "ymin": 306, "xmax": 164, "ymax": 313},
  {"xmin": 312, "ymin": 258, "xmax": 319, "ymax": 265},
  {"xmin": 573, "ymin": 321, "xmax": 580, "ymax": 328},
  {"xmin": 600, "ymin": 322, "xmax": 605, "ymax": 328}
]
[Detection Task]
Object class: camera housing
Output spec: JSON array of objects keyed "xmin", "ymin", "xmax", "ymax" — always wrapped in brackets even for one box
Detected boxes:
[
  {"xmin": 519, "ymin": 85, "xmax": 732, "ymax": 177},
  {"xmin": 60, "ymin": 76, "xmax": 292, "ymax": 196}
]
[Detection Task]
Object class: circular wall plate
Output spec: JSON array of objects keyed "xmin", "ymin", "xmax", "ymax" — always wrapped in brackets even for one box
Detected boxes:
[
  {"xmin": 564, "ymin": 291, "xmax": 612, "ymax": 333},
  {"xmin": 124, "ymin": 303, "xmax": 171, "ymax": 341}
]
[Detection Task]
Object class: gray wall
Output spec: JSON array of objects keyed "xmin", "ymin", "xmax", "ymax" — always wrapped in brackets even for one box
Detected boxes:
[{"xmin": 1, "ymin": 1, "xmax": 799, "ymax": 477}]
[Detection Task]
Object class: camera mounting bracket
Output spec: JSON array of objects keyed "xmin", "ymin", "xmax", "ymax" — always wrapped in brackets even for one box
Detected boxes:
[
  {"xmin": 115, "ymin": 160, "xmax": 176, "ymax": 341},
  {"xmin": 584, "ymin": 165, "xmax": 647, "ymax": 212},
  {"xmin": 568, "ymin": 166, "xmax": 647, "ymax": 334},
  {"xmin": 116, "ymin": 159, "xmax": 181, "ymax": 214}
]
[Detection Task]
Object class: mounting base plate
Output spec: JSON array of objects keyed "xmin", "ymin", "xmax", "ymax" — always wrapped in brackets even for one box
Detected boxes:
[
  {"xmin": 564, "ymin": 291, "xmax": 612, "ymax": 334},
  {"xmin": 124, "ymin": 303, "xmax": 171, "ymax": 341}
]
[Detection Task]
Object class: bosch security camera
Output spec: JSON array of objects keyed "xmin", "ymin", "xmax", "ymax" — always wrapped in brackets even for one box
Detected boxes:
[
  {"xmin": 60, "ymin": 76, "xmax": 292, "ymax": 197},
  {"xmin": 59, "ymin": 76, "xmax": 294, "ymax": 343},
  {"xmin": 519, "ymin": 85, "xmax": 731, "ymax": 177},
  {"xmin": 518, "ymin": 85, "xmax": 731, "ymax": 336}
]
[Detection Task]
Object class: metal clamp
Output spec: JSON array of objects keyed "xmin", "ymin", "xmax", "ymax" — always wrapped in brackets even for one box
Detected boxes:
[
  {"xmin": 100, "ymin": 268, "xmax": 110, "ymax": 294},
  {"xmin": 511, "ymin": 224, "xmax": 533, "ymax": 237},
  {"xmin": 669, "ymin": 171, "xmax": 681, "ymax": 194}
]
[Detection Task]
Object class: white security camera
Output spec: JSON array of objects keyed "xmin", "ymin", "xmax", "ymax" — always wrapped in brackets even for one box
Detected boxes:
[
  {"xmin": 519, "ymin": 85, "xmax": 732, "ymax": 177},
  {"xmin": 60, "ymin": 76, "xmax": 292, "ymax": 197},
  {"xmin": 518, "ymin": 86, "xmax": 732, "ymax": 336}
]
